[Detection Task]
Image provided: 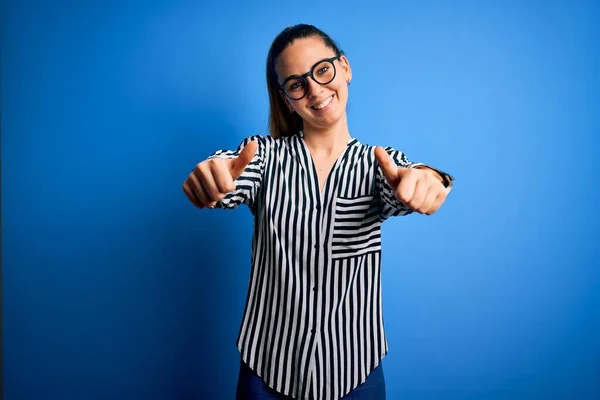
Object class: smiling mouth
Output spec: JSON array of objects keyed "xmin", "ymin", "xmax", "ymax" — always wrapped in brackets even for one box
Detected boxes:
[{"xmin": 311, "ymin": 95, "xmax": 334, "ymax": 110}]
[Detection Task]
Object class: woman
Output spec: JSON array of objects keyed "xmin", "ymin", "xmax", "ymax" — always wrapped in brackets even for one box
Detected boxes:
[{"xmin": 182, "ymin": 24, "xmax": 454, "ymax": 400}]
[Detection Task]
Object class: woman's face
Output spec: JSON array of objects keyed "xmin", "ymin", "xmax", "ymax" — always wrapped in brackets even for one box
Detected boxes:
[{"xmin": 275, "ymin": 36, "xmax": 352, "ymax": 132}]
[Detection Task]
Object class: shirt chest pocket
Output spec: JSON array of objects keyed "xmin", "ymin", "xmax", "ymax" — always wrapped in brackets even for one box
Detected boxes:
[{"xmin": 331, "ymin": 194, "xmax": 382, "ymax": 260}]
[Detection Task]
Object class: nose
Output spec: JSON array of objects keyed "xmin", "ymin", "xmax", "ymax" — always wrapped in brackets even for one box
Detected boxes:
[{"xmin": 306, "ymin": 77, "xmax": 323, "ymax": 98}]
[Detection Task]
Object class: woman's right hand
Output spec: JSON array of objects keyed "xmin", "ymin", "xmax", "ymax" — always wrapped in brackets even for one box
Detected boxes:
[{"xmin": 182, "ymin": 140, "xmax": 258, "ymax": 209}]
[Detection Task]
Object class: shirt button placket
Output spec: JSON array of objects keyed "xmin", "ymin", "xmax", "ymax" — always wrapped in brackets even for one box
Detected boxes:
[
  {"xmin": 310, "ymin": 200, "xmax": 320, "ymax": 337},
  {"xmin": 313, "ymin": 200, "xmax": 323, "ymax": 337}
]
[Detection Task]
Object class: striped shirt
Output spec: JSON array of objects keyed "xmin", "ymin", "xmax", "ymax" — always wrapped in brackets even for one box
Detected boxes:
[{"xmin": 208, "ymin": 131, "xmax": 452, "ymax": 400}]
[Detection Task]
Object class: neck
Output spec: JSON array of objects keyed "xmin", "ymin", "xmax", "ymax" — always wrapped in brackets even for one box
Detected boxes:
[{"xmin": 301, "ymin": 115, "xmax": 351, "ymax": 157}]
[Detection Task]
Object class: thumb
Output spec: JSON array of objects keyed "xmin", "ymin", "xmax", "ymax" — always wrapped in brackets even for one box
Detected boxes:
[
  {"xmin": 374, "ymin": 146, "xmax": 399, "ymax": 186},
  {"xmin": 229, "ymin": 140, "xmax": 258, "ymax": 180}
]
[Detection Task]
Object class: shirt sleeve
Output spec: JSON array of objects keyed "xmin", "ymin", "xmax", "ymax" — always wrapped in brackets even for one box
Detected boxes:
[
  {"xmin": 205, "ymin": 135, "xmax": 268, "ymax": 213},
  {"xmin": 375, "ymin": 146, "xmax": 454, "ymax": 222}
]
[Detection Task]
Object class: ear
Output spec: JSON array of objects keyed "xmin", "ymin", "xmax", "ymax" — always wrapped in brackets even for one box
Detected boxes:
[{"xmin": 339, "ymin": 55, "xmax": 353, "ymax": 84}]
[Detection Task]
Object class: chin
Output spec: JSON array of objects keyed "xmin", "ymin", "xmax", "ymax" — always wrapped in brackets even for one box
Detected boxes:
[{"xmin": 305, "ymin": 114, "xmax": 344, "ymax": 131}]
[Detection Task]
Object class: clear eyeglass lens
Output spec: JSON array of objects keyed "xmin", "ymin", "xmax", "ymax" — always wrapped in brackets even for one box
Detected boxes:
[
  {"xmin": 284, "ymin": 78, "xmax": 306, "ymax": 99},
  {"xmin": 312, "ymin": 61, "xmax": 335, "ymax": 84}
]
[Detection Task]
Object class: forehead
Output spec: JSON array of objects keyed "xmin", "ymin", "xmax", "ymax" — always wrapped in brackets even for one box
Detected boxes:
[{"xmin": 275, "ymin": 36, "xmax": 335, "ymax": 78}]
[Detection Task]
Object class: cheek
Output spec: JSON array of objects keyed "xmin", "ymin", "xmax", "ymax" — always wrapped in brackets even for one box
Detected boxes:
[
  {"xmin": 334, "ymin": 76, "xmax": 348, "ymax": 94},
  {"xmin": 296, "ymin": 98, "xmax": 310, "ymax": 109},
  {"xmin": 335, "ymin": 84, "xmax": 348, "ymax": 106}
]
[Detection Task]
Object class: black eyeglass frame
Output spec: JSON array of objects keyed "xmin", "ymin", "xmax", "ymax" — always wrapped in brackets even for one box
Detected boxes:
[{"xmin": 279, "ymin": 55, "xmax": 343, "ymax": 100}]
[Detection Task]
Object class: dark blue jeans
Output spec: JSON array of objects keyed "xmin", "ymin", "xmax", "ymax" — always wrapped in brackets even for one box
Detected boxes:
[{"xmin": 236, "ymin": 360, "xmax": 386, "ymax": 400}]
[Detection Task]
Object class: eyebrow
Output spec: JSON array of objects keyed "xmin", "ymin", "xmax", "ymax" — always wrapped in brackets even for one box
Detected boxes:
[{"xmin": 281, "ymin": 55, "xmax": 337, "ymax": 83}]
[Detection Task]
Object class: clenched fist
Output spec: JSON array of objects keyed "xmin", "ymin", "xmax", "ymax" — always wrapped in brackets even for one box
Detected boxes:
[
  {"xmin": 183, "ymin": 141, "xmax": 258, "ymax": 209},
  {"xmin": 374, "ymin": 146, "xmax": 450, "ymax": 215}
]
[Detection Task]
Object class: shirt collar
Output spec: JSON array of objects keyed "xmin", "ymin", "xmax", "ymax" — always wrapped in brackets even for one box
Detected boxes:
[{"xmin": 297, "ymin": 130, "xmax": 356, "ymax": 145}]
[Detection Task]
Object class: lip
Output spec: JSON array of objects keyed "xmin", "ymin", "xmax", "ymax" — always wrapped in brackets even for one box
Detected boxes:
[{"xmin": 311, "ymin": 94, "xmax": 335, "ymax": 113}]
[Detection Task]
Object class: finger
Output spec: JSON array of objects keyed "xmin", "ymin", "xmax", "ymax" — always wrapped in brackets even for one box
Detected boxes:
[
  {"xmin": 182, "ymin": 181, "xmax": 202, "ymax": 208},
  {"xmin": 408, "ymin": 177, "xmax": 428, "ymax": 212},
  {"xmin": 396, "ymin": 166, "xmax": 411, "ymax": 180},
  {"xmin": 419, "ymin": 185, "xmax": 438, "ymax": 215},
  {"xmin": 429, "ymin": 192, "xmax": 446, "ymax": 214},
  {"xmin": 395, "ymin": 171, "xmax": 417, "ymax": 205},
  {"xmin": 210, "ymin": 161, "xmax": 235, "ymax": 194},
  {"xmin": 196, "ymin": 162, "xmax": 223, "ymax": 203},
  {"xmin": 188, "ymin": 172, "xmax": 211, "ymax": 207},
  {"xmin": 186, "ymin": 171, "xmax": 204, "ymax": 202},
  {"xmin": 230, "ymin": 140, "xmax": 258, "ymax": 180},
  {"xmin": 198, "ymin": 180, "xmax": 218, "ymax": 208},
  {"xmin": 374, "ymin": 147, "xmax": 399, "ymax": 187}
]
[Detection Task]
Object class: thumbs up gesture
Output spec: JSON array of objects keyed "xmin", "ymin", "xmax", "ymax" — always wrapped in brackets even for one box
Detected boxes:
[
  {"xmin": 374, "ymin": 147, "xmax": 450, "ymax": 215},
  {"xmin": 183, "ymin": 140, "xmax": 258, "ymax": 209}
]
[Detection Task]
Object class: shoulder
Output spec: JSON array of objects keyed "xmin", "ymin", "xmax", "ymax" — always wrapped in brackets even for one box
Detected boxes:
[
  {"xmin": 351, "ymin": 138, "xmax": 404, "ymax": 158},
  {"xmin": 233, "ymin": 134, "xmax": 275, "ymax": 153},
  {"xmin": 235, "ymin": 134, "xmax": 306, "ymax": 160},
  {"xmin": 352, "ymin": 139, "xmax": 415, "ymax": 169},
  {"xmin": 239, "ymin": 133, "xmax": 299, "ymax": 147}
]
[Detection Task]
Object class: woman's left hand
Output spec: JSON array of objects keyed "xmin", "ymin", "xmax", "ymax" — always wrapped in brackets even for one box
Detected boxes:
[{"xmin": 375, "ymin": 147, "xmax": 451, "ymax": 215}]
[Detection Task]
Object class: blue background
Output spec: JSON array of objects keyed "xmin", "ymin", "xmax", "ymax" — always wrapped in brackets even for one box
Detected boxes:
[{"xmin": 2, "ymin": 0, "xmax": 599, "ymax": 399}]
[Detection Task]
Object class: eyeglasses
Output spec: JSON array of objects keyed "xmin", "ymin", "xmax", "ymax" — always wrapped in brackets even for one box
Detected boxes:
[{"xmin": 279, "ymin": 55, "xmax": 342, "ymax": 100}]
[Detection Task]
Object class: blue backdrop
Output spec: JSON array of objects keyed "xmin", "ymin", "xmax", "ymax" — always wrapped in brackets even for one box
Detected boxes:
[{"xmin": 2, "ymin": 1, "xmax": 599, "ymax": 399}]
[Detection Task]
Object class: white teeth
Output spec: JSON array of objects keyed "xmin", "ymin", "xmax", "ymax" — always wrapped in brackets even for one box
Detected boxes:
[{"xmin": 313, "ymin": 95, "xmax": 333, "ymax": 110}]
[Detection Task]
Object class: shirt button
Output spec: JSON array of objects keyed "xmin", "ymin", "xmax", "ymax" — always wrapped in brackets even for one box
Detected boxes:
[
  {"xmin": 312, "ymin": 286, "xmax": 317, "ymax": 291},
  {"xmin": 311, "ymin": 328, "xmax": 316, "ymax": 334}
]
